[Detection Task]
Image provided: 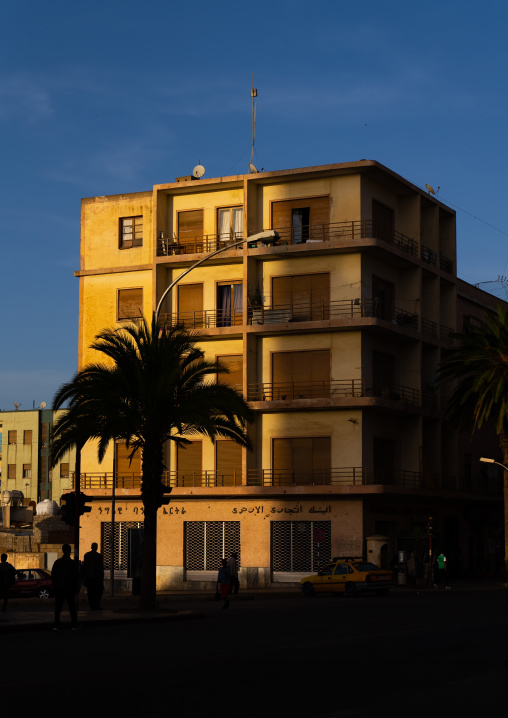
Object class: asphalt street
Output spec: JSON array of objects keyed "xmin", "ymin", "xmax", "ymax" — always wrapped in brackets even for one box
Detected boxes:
[{"xmin": 1, "ymin": 587, "xmax": 507, "ymax": 717}]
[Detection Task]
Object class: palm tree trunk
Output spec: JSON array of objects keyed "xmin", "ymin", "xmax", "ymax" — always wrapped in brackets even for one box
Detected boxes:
[
  {"xmin": 139, "ymin": 440, "xmax": 163, "ymax": 610},
  {"xmin": 498, "ymin": 428, "xmax": 508, "ymax": 576}
]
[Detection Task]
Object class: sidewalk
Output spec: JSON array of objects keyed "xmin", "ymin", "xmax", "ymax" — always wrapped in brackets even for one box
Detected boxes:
[{"xmin": 1, "ymin": 578, "xmax": 505, "ymax": 634}]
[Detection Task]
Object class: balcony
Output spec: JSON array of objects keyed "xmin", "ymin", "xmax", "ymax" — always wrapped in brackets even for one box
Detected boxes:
[
  {"xmin": 421, "ymin": 318, "xmax": 454, "ymax": 345},
  {"xmin": 75, "ymin": 468, "xmax": 422, "ymax": 490},
  {"xmin": 247, "ymin": 380, "xmax": 420, "ymax": 406},
  {"xmin": 159, "ymin": 299, "xmax": 419, "ymax": 331},
  {"xmin": 156, "ymin": 220, "xmax": 419, "ymax": 257}
]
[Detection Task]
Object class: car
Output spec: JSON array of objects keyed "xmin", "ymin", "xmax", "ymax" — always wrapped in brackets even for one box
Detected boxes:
[
  {"xmin": 9, "ymin": 568, "xmax": 53, "ymax": 600},
  {"xmin": 300, "ymin": 559, "xmax": 394, "ymax": 597}
]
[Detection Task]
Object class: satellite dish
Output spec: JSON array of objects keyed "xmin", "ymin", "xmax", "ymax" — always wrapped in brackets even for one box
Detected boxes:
[
  {"xmin": 249, "ymin": 163, "xmax": 258, "ymax": 173},
  {"xmin": 425, "ymin": 184, "xmax": 435, "ymax": 195},
  {"xmin": 192, "ymin": 164, "xmax": 205, "ymax": 179},
  {"xmin": 40, "ymin": 401, "xmax": 47, "ymax": 409}
]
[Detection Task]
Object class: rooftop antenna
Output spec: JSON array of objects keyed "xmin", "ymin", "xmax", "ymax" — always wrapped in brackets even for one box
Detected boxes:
[
  {"xmin": 425, "ymin": 184, "xmax": 440, "ymax": 196},
  {"xmin": 249, "ymin": 74, "xmax": 258, "ymax": 173}
]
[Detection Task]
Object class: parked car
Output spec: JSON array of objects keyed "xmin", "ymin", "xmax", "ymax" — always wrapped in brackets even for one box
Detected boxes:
[
  {"xmin": 9, "ymin": 569, "xmax": 53, "ymax": 599},
  {"xmin": 301, "ymin": 560, "xmax": 394, "ymax": 597}
]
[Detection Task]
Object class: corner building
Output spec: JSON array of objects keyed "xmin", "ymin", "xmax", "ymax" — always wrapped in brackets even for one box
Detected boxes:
[{"xmin": 77, "ymin": 160, "xmax": 503, "ymax": 589}]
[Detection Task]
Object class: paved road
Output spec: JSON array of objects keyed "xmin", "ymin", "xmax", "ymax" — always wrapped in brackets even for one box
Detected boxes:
[{"xmin": 2, "ymin": 587, "xmax": 507, "ymax": 716}]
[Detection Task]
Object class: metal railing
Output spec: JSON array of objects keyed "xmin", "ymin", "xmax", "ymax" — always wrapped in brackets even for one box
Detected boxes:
[
  {"xmin": 247, "ymin": 380, "xmax": 420, "ymax": 406},
  {"xmin": 156, "ymin": 220, "xmax": 419, "ymax": 257},
  {"xmin": 440, "ymin": 252, "xmax": 453, "ymax": 274},
  {"xmin": 160, "ymin": 298, "xmax": 419, "ymax": 330}
]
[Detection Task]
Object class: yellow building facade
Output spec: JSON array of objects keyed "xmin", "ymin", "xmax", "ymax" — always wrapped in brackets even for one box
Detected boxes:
[{"xmin": 75, "ymin": 160, "xmax": 503, "ymax": 589}]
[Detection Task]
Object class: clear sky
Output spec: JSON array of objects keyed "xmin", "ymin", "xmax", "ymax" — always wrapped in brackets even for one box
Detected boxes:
[{"xmin": 1, "ymin": 0, "xmax": 508, "ymax": 410}]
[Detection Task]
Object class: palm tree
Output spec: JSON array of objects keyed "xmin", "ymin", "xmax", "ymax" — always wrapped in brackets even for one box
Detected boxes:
[
  {"xmin": 50, "ymin": 315, "xmax": 253, "ymax": 609},
  {"xmin": 439, "ymin": 304, "xmax": 508, "ymax": 572}
]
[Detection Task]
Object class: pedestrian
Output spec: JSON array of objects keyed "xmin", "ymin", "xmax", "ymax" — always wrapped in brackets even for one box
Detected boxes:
[
  {"xmin": 227, "ymin": 551, "xmax": 239, "ymax": 595},
  {"xmin": 82, "ymin": 542, "xmax": 104, "ymax": 610},
  {"xmin": 51, "ymin": 544, "xmax": 81, "ymax": 630},
  {"xmin": 0, "ymin": 554, "xmax": 16, "ymax": 612},
  {"xmin": 217, "ymin": 558, "xmax": 232, "ymax": 609},
  {"xmin": 436, "ymin": 552, "xmax": 450, "ymax": 589}
]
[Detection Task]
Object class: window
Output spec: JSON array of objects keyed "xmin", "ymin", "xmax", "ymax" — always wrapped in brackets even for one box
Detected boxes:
[
  {"xmin": 373, "ymin": 438, "xmax": 395, "ymax": 483},
  {"xmin": 272, "ymin": 273, "xmax": 329, "ymax": 321},
  {"xmin": 23, "ymin": 464, "xmax": 32, "ymax": 479},
  {"xmin": 8, "ymin": 430, "xmax": 17, "ymax": 444},
  {"xmin": 60, "ymin": 463, "xmax": 70, "ymax": 479},
  {"xmin": 372, "ymin": 200, "xmax": 394, "ymax": 243},
  {"xmin": 101, "ymin": 521, "xmax": 144, "ymax": 571},
  {"xmin": 372, "ymin": 352, "xmax": 394, "ymax": 397},
  {"xmin": 372, "ymin": 276, "xmax": 394, "ymax": 321},
  {"xmin": 218, "ymin": 207, "xmax": 243, "ymax": 242},
  {"xmin": 115, "ymin": 442, "xmax": 142, "ymax": 482},
  {"xmin": 217, "ymin": 282, "xmax": 243, "ymax": 326},
  {"xmin": 216, "ymin": 355, "xmax": 243, "ymax": 390},
  {"xmin": 178, "ymin": 210, "xmax": 204, "ymax": 249},
  {"xmin": 118, "ymin": 288, "xmax": 143, "ymax": 321},
  {"xmin": 271, "ymin": 196, "xmax": 329, "ymax": 243},
  {"xmin": 8, "ymin": 464, "xmax": 16, "ymax": 480},
  {"xmin": 216, "ymin": 440, "xmax": 242, "ymax": 486},
  {"xmin": 272, "ymin": 437, "xmax": 331, "ymax": 485},
  {"xmin": 120, "ymin": 216, "xmax": 143, "ymax": 248},
  {"xmin": 177, "ymin": 441, "xmax": 203, "ymax": 487},
  {"xmin": 177, "ymin": 283, "xmax": 203, "ymax": 328},
  {"xmin": 271, "ymin": 521, "xmax": 331, "ymax": 577},
  {"xmin": 272, "ymin": 350, "xmax": 330, "ymax": 399},
  {"xmin": 23, "ymin": 430, "xmax": 32, "ymax": 445}
]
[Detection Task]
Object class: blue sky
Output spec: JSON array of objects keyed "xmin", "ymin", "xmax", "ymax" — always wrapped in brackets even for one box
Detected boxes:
[{"xmin": 1, "ymin": 0, "xmax": 508, "ymax": 410}]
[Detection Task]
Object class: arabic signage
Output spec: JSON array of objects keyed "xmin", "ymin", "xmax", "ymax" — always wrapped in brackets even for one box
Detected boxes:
[{"xmin": 96, "ymin": 503, "xmax": 332, "ymax": 517}]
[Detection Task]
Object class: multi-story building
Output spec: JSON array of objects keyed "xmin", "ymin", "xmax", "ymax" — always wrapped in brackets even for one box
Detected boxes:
[
  {"xmin": 76, "ymin": 160, "xmax": 504, "ymax": 588},
  {"xmin": 0, "ymin": 409, "xmax": 75, "ymax": 504}
]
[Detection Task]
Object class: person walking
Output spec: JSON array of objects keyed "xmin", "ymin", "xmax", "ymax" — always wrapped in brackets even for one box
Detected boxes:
[
  {"xmin": 0, "ymin": 554, "xmax": 16, "ymax": 612},
  {"xmin": 436, "ymin": 552, "xmax": 451, "ymax": 589},
  {"xmin": 51, "ymin": 544, "xmax": 81, "ymax": 630},
  {"xmin": 217, "ymin": 558, "xmax": 232, "ymax": 609},
  {"xmin": 227, "ymin": 551, "xmax": 239, "ymax": 595},
  {"xmin": 82, "ymin": 542, "xmax": 104, "ymax": 610}
]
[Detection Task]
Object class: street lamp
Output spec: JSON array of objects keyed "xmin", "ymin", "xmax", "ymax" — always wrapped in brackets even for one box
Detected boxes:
[
  {"xmin": 155, "ymin": 230, "xmax": 279, "ymax": 322},
  {"xmin": 479, "ymin": 457, "xmax": 508, "ymax": 471}
]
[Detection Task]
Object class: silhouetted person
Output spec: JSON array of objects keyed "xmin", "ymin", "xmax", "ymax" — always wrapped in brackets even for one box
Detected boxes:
[
  {"xmin": 51, "ymin": 544, "xmax": 81, "ymax": 630},
  {"xmin": 82, "ymin": 542, "xmax": 104, "ymax": 610},
  {"xmin": 0, "ymin": 554, "xmax": 16, "ymax": 612},
  {"xmin": 227, "ymin": 551, "xmax": 239, "ymax": 595},
  {"xmin": 217, "ymin": 558, "xmax": 232, "ymax": 609}
]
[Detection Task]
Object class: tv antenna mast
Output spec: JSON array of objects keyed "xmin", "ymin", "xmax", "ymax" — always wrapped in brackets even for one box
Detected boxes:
[{"xmin": 249, "ymin": 74, "xmax": 258, "ymax": 173}]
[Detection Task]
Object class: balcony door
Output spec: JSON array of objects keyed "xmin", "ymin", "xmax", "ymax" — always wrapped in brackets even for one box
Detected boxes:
[
  {"xmin": 271, "ymin": 196, "xmax": 329, "ymax": 243},
  {"xmin": 272, "ymin": 350, "xmax": 330, "ymax": 400},
  {"xmin": 272, "ymin": 273, "xmax": 329, "ymax": 321},
  {"xmin": 272, "ymin": 436, "xmax": 331, "ymax": 485},
  {"xmin": 218, "ymin": 207, "xmax": 243, "ymax": 242},
  {"xmin": 217, "ymin": 282, "xmax": 243, "ymax": 326},
  {"xmin": 178, "ymin": 283, "xmax": 203, "ymax": 327},
  {"xmin": 177, "ymin": 441, "xmax": 203, "ymax": 487}
]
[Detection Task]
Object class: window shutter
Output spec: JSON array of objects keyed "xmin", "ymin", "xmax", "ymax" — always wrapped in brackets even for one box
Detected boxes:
[
  {"xmin": 178, "ymin": 283, "xmax": 203, "ymax": 326},
  {"xmin": 60, "ymin": 463, "xmax": 70, "ymax": 479},
  {"xmin": 8, "ymin": 430, "xmax": 17, "ymax": 444},
  {"xmin": 177, "ymin": 442, "xmax": 203, "ymax": 487},
  {"xmin": 115, "ymin": 443, "xmax": 142, "ymax": 476},
  {"xmin": 178, "ymin": 210, "xmax": 203, "ymax": 241},
  {"xmin": 273, "ymin": 437, "xmax": 331, "ymax": 485},
  {"xmin": 8, "ymin": 464, "xmax": 16, "ymax": 480},
  {"xmin": 23, "ymin": 430, "xmax": 32, "ymax": 444},
  {"xmin": 216, "ymin": 440, "xmax": 242, "ymax": 485},
  {"xmin": 118, "ymin": 288, "xmax": 143, "ymax": 320},
  {"xmin": 217, "ymin": 355, "xmax": 243, "ymax": 389}
]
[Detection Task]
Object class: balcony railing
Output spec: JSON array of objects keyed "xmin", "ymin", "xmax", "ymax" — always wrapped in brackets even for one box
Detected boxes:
[
  {"xmin": 160, "ymin": 299, "xmax": 419, "ymax": 330},
  {"xmin": 74, "ymin": 468, "xmax": 421, "ymax": 490},
  {"xmin": 247, "ymin": 380, "xmax": 420, "ymax": 406},
  {"xmin": 156, "ymin": 221, "xmax": 418, "ymax": 257},
  {"xmin": 421, "ymin": 318, "xmax": 454, "ymax": 344},
  {"xmin": 439, "ymin": 252, "xmax": 453, "ymax": 274}
]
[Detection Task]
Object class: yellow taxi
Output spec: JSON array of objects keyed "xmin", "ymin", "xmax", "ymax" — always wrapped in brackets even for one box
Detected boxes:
[{"xmin": 300, "ymin": 559, "xmax": 394, "ymax": 597}]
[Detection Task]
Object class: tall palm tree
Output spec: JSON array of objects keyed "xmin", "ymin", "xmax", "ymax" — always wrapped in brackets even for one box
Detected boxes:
[
  {"xmin": 51, "ymin": 315, "xmax": 253, "ymax": 609},
  {"xmin": 439, "ymin": 304, "xmax": 508, "ymax": 572}
]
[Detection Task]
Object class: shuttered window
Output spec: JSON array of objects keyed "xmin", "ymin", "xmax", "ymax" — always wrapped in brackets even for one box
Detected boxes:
[
  {"xmin": 272, "ymin": 273, "xmax": 329, "ymax": 321},
  {"xmin": 8, "ymin": 430, "xmax": 17, "ymax": 444},
  {"xmin": 118, "ymin": 288, "xmax": 143, "ymax": 321},
  {"xmin": 216, "ymin": 355, "xmax": 243, "ymax": 390},
  {"xmin": 272, "ymin": 437, "xmax": 331, "ymax": 485},
  {"xmin": 178, "ymin": 210, "xmax": 203, "ymax": 242},
  {"xmin": 272, "ymin": 196, "xmax": 329, "ymax": 243},
  {"xmin": 177, "ymin": 441, "xmax": 203, "ymax": 487},
  {"xmin": 115, "ymin": 442, "xmax": 142, "ymax": 477},
  {"xmin": 23, "ymin": 464, "xmax": 32, "ymax": 479},
  {"xmin": 8, "ymin": 464, "xmax": 16, "ymax": 480},
  {"xmin": 120, "ymin": 216, "xmax": 143, "ymax": 248},
  {"xmin": 216, "ymin": 440, "xmax": 242, "ymax": 486},
  {"xmin": 272, "ymin": 350, "xmax": 330, "ymax": 399},
  {"xmin": 178, "ymin": 283, "xmax": 203, "ymax": 327},
  {"xmin": 372, "ymin": 200, "xmax": 394, "ymax": 243},
  {"xmin": 23, "ymin": 430, "xmax": 32, "ymax": 444},
  {"xmin": 60, "ymin": 463, "xmax": 70, "ymax": 479}
]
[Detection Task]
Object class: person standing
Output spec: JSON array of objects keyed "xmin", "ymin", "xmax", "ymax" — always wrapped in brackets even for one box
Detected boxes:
[
  {"xmin": 227, "ymin": 551, "xmax": 239, "ymax": 595},
  {"xmin": 0, "ymin": 554, "xmax": 16, "ymax": 612},
  {"xmin": 82, "ymin": 542, "xmax": 104, "ymax": 610},
  {"xmin": 436, "ymin": 552, "xmax": 450, "ymax": 589},
  {"xmin": 217, "ymin": 558, "xmax": 232, "ymax": 609},
  {"xmin": 51, "ymin": 544, "xmax": 81, "ymax": 630}
]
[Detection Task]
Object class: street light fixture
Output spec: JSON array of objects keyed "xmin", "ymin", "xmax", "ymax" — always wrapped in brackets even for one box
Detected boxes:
[
  {"xmin": 155, "ymin": 230, "xmax": 279, "ymax": 322},
  {"xmin": 479, "ymin": 457, "xmax": 508, "ymax": 471}
]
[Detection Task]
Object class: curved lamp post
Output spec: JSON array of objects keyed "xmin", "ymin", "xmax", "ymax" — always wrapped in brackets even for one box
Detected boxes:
[
  {"xmin": 479, "ymin": 457, "xmax": 508, "ymax": 472},
  {"xmin": 155, "ymin": 230, "xmax": 279, "ymax": 322}
]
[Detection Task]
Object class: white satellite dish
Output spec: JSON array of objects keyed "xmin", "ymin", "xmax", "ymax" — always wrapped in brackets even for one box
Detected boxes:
[
  {"xmin": 193, "ymin": 164, "xmax": 205, "ymax": 179},
  {"xmin": 425, "ymin": 184, "xmax": 435, "ymax": 195},
  {"xmin": 40, "ymin": 401, "xmax": 47, "ymax": 409},
  {"xmin": 249, "ymin": 163, "xmax": 258, "ymax": 173}
]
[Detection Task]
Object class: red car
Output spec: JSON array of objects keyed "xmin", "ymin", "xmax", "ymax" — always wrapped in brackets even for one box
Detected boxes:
[{"xmin": 9, "ymin": 568, "xmax": 53, "ymax": 599}]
